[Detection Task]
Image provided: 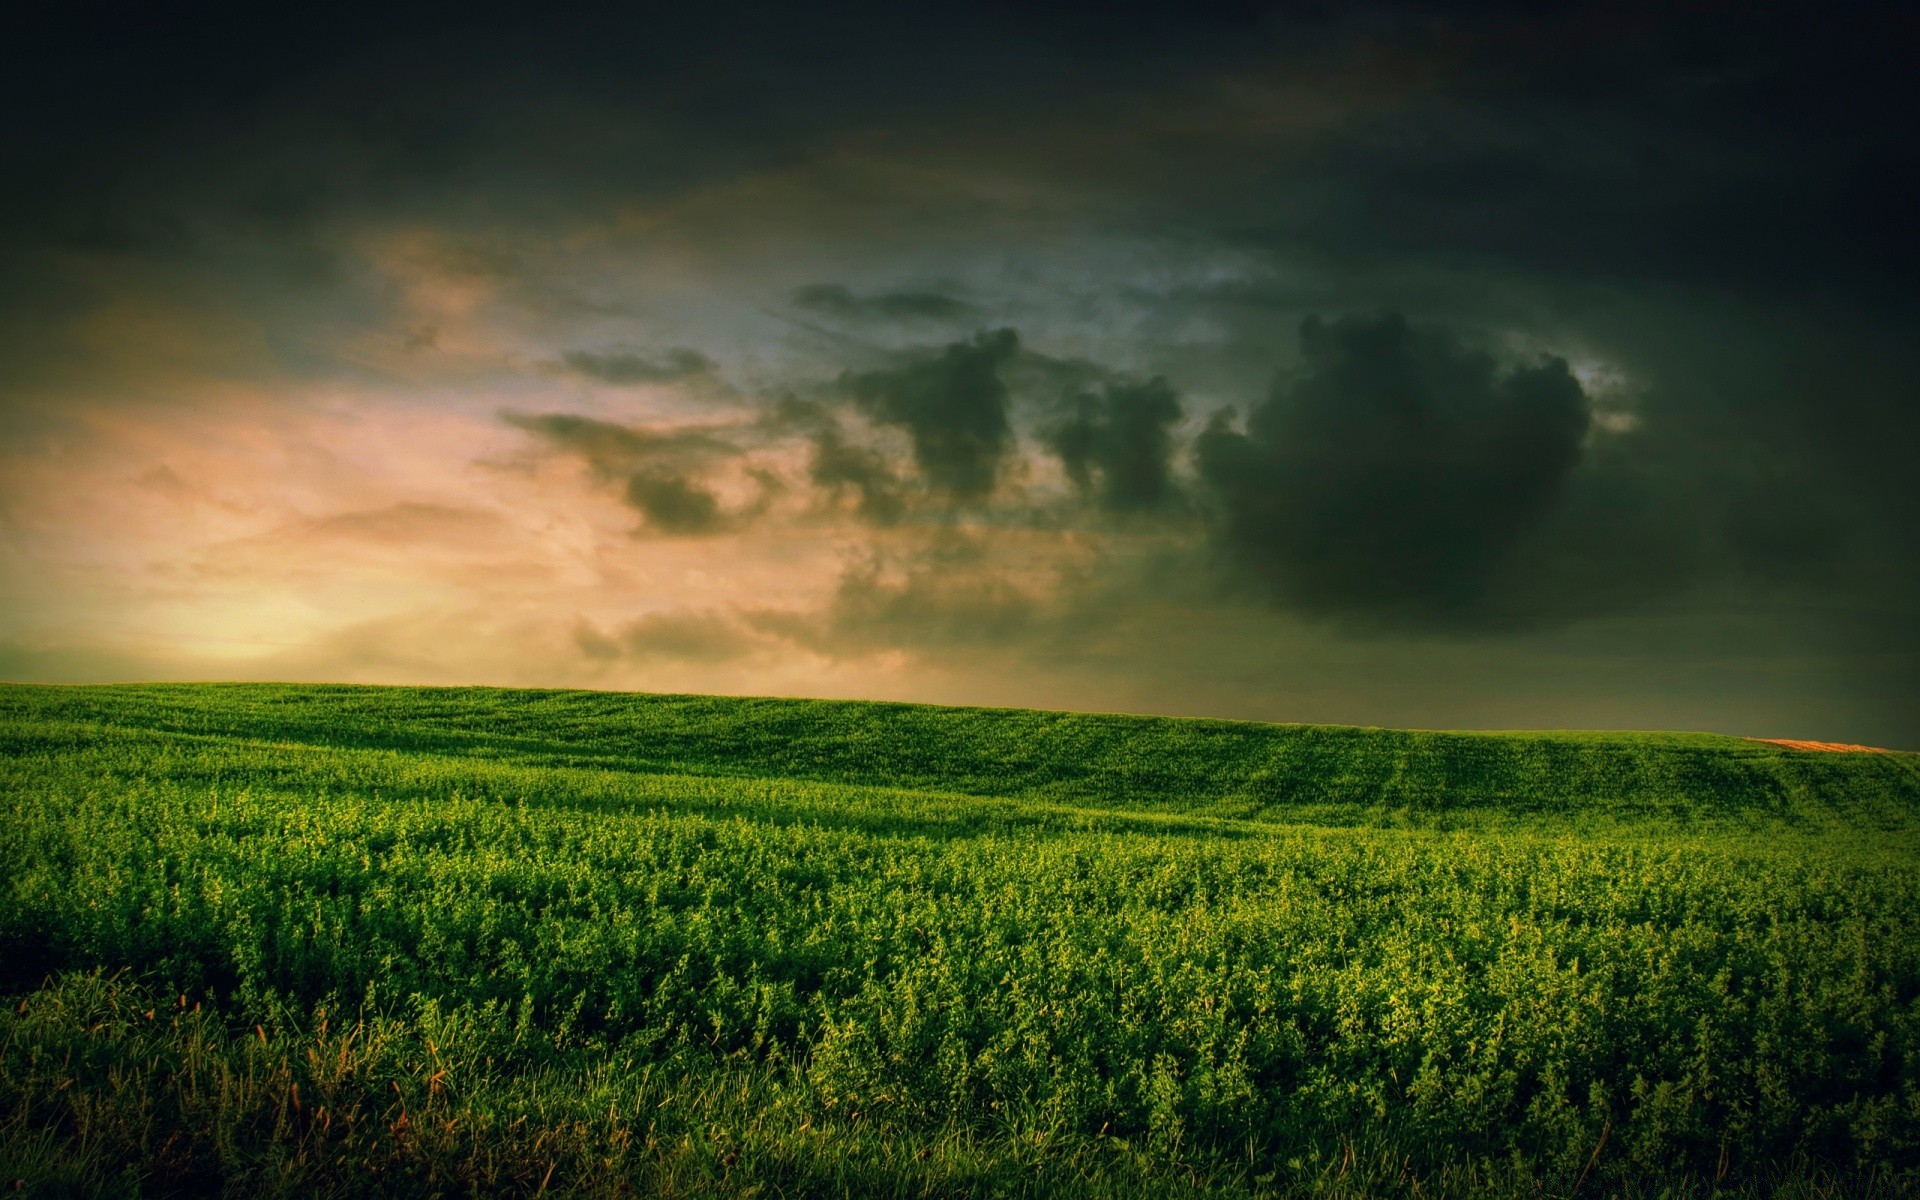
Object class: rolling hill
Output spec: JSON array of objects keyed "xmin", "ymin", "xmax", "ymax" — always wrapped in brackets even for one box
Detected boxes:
[{"xmin": 3, "ymin": 683, "xmax": 1917, "ymax": 1197}]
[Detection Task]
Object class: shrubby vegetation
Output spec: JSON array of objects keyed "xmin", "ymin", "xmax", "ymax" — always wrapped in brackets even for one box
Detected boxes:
[{"xmin": 3, "ymin": 683, "xmax": 1918, "ymax": 1196}]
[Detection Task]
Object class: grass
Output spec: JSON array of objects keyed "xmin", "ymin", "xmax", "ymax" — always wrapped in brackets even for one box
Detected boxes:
[{"xmin": 2, "ymin": 681, "xmax": 1918, "ymax": 1197}]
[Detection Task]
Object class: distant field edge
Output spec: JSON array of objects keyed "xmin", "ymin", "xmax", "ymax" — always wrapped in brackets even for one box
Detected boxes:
[{"xmin": 6, "ymin": 677, "xmax": 1910, "ymax": 752}]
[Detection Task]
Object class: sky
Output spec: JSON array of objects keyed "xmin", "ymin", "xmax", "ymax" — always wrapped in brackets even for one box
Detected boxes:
[{"xmin": 2, "ymin": 1, "xmax": 1916, "ymax": 744}]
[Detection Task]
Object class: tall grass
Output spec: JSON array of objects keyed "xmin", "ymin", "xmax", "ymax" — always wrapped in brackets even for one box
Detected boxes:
[{"xmin": 3, "ymin": 683, "xmax": 1918, "ymax": 1196}]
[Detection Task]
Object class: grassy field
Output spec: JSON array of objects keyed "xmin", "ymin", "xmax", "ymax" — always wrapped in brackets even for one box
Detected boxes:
[{"xmin": 2, "ymin": 683, "xmax": 1918, "ymax": 1197}]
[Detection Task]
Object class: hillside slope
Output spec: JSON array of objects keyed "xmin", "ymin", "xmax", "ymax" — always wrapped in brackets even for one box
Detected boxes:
[{"xmin": 5, "ymin": 682, "xmax": 1917, "ymax": 834}]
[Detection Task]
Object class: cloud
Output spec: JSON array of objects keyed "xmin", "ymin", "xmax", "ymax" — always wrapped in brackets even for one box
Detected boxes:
[
  {"xmin": 576, "ymin": 610, "xmax": 761, "ymax": 664},
  {"xmin": 300, "ymin": 502, "xmax": 502, "ymax": 544},
  {"xmin": 842, "ymin": 329, "xmax": 1020, "ymax": 502},
  {"xmin": 503, "ymin": 410, "xmax": 747, "ymax": 537},
  {"xmin": 559, "ymin": 347, "xmax": 716, "ymax": 385},
  {"xmin": 1196, "ymin": 313, "xmax": 1590, "ymax": 626},
  {"xmin": 502, "ymin": 411, "xmax": 738, "ymax": 470},
  {"xmin": 791, "ymin": 283, "xmax": 976, "ymax": 322},
  {"xmin": 622, "ymin": 470, "xmax": 723, "ymax": 535},
  {"xmin": 4, "ymin": 2, "xmax": 1916, "ymax": 745},
  {"xmin": 750, "ymin": 545, "xmax": 1035, "ymax": 658},
  {"xmin": 1045, "ymin": 377, "xmax": 1184, "ymax": 512},
  {"xmin": 831, "ymin": 564, "xmax": 1032, "ymax": 649},
  {"xmin": 810, "ymin": 426, "xmax": 907, "ymax": 524}
]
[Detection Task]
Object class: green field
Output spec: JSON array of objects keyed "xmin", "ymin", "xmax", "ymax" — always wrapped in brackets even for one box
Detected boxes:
[{"xmin": 3, "ymin": 683, "xmax": 1918, "ymax": 1197}]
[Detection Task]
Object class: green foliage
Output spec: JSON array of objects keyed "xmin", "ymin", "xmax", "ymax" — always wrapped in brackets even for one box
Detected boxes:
[{"xmin": 2, "ymin": 682, "xmax": 1918, "ymax": 1197}]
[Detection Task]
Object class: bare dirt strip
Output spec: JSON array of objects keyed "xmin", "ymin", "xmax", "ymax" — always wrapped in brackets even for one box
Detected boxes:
[{"xmin": 1750, "ymin": 738, "xmax": 1891, "ymax": 754}]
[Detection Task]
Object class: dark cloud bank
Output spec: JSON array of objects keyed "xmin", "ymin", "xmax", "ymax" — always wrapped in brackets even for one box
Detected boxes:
[
  {"xmin": 514, "ymin": 308, "xmax": 1847, "ymax": 639},
  {"xmin": 1198, "ymin": 314, "xmax": 1591, "ymax": 628}
]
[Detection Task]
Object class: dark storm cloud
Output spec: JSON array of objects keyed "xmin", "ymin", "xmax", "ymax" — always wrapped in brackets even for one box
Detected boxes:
[
  {"xmin": 1046, "ymin": 378, "xmax": 1184, "ymax": 512},
  {"xmin": 7, "ymin": 2, "xmax": 1911, "ymax": 315},
  {"xmin": 622, "ymin": 471, "xmax": 724, "ymax": 535},
  {"xmin": 810, "ymin": 427, "xmax": 907, "ymax": 524},
  {"xmin": 742, "ymin": 396, "xmax": 910, "ymax": 524},
  {"xmin": 502, "ymin": 412, "xmax": 738, "ymax": 470},
  {"xmin": 504, "ymin": 411, "xmax": 746, "ymax": 537},
  {"xmin": 0, "ymin": 0, "xmax": 1282, "ymax": 276},
  {"xmin": 843, "ymin": 330, "xmax": 1020, "ymax": 503},
  {"xmin": 560, "ymin": 348, "xmax": 716, "ymax": 386},
  {"xmin": 791, "ymin": 284, "xmax": 977, "ymax": 323},
  {"xmin": 1196, "ymin": 313, "xmax": 1590, "ymax": 627}
]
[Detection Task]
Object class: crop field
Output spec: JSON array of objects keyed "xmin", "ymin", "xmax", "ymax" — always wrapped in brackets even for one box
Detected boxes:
[{"xmin": 2, "ymin": 683, "xmax": 1919, "ymax": 1198}]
